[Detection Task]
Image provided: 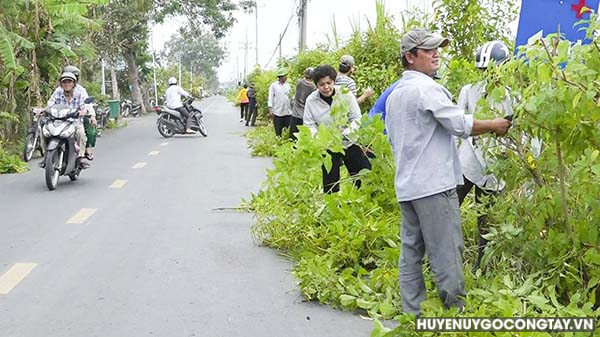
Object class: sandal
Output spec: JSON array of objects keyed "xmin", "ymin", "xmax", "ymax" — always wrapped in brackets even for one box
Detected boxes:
[
  {"xmin": 85, "ymin": 152, "xmax": 94, "ymax": 161},
  {"xmin": 79, "ymin": 160, "xmax": 91, "ymax": 169}
]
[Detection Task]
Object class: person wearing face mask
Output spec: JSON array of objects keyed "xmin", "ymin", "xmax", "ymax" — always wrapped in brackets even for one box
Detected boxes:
[
  {"xmin": 304, "ymin": 64, "xmax": 371, "ymax": 194},
  {"xmin": 385, "ymin": 28, "xmax": 512, "ymax": 316}
]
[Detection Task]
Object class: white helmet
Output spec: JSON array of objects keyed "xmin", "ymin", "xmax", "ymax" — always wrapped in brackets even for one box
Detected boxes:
[
  {"xmin": 60, "ymin": 71, "xmax": 77, "ymax": 83},
  {"xmin": 475, "ymin": 41, "xmax": 510, "ymax": 69},
  {"xmin": 168, "ymin": 77, "xmax": 177, "ymax": 85}
]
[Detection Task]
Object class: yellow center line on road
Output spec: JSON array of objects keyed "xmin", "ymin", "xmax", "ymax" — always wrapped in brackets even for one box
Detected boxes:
[
  {"xmin": 109, "ymin": 179, "xmax": 128, "ymax": 189},
  {"xmin": 132, "ymin": 162, "xmax": 147, "ymax": 169},
  {"xmin": 148, "ymin": 151, "xmax": 160, "ymax": 156},
  {"xmin": 66, "ymin": 208, "xmax": 97, "ymax": 224},
  {"xmin": 0, "ymin": 263, "xmax": 37, "ymax": 295}
]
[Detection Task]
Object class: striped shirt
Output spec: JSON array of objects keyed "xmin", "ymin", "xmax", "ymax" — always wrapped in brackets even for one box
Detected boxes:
[{"xmin": 335, "ymin": 74, "xmax": 358, "ymax": 96}]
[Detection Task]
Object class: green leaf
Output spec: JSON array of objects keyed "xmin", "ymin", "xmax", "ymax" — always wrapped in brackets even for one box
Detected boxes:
[
  {"xmin": 356, "ymin": 298, "xmax": 376, "ymax": 309},
  {"xmin": 572, "ymin": 91, "xmax": 583, "ymax": 109},
  {"xmin": 378, "ymin": 302, "xmax": 397, "ymax": 317},
  {"xmin": 358, "ymin": 282, "xmax": 373, "ymax": 294},
  {"xmin": 339, "ymin": 294, "xmax": 356, "ymax": 307},
  {"xmin": 370, "ymin": 319, "xmax": 391, "ymax": 337},
  {"xmin": 583, "ymin": 248, "xmax": 600, "ymax": 266},
  {"xmin": 527, "ymin": 294, "xmax": 549, "ymax": 308},
  {"xmin": 0, "ymin": 27, "xmax": 17, "ymax": 71}
]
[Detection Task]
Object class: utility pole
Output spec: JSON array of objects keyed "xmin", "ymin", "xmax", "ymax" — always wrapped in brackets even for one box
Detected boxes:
[
  {"xmin": 278, "ymin": 34, "xmax": 282, "ymax": 60},
  {"xmin": 298, "ymin": 0, "xmax": 308, "ymax": 52},
  {"xmin": 150, "ymin": 32, "xmax": 158, "ymax": 105},
  {"xmin": 101, "ymin": 59, "xmax": 106, "ymax": 96},
  {"xmin": 255, "ymin": 1, "xmax": 259, "ymax": 66},
  {"xmin": 178, "ymin": 55, "xmax": 182, "ymax": 85},
  {"xmin": 244, "ymin": 29, "xmax": 249, "ymax": 80}
]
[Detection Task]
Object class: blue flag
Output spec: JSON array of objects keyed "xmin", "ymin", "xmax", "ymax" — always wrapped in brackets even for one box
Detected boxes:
[{"xmin": 515, "ymin": 0, "xmax": 600, "ymax": 48}]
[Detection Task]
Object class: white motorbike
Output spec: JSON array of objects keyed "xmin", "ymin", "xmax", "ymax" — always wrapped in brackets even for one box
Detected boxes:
[{"xmin": 41, "ymin": 97, "xmax": 94, "ymax": 191}]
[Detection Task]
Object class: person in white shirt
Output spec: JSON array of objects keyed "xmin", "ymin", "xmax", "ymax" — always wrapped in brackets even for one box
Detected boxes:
[
  {"xmin": 268, "ymin": 68, "xmax": 292, "ymax": 137},
  {"xmin": 165, "ymin": 77, "xmax": 193, "ymax": 134},
  {"xmin": 456, "ymin": 41, "xmax": 513, "ymax": 273}
]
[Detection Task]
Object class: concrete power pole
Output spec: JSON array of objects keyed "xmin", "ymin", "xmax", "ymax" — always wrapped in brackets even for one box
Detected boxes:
[
  {"xmin": 298, "ymin": 0, "xmax": 308, "ymax": 52},
  {"xmin": 255, "ymin": 1, "xmax": 259, "ymax": 66},
  {"xmin": 279, "ymin": 34, "xmax": 282, "ymax": 60}
]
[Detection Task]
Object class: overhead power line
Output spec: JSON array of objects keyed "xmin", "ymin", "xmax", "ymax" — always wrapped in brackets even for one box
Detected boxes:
[{"xmin": 263, "ymin": 0, "xmax": 298, "ymax": 69}]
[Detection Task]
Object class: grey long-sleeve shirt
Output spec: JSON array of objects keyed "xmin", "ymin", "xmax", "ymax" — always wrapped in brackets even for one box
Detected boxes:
[
  {"xmin": 385, "ymin": 70, "xmax": 474, "ymax": 202},
  {"xmin": 304, "ymin": 86, "xmax": 361, "ymax": 148}
]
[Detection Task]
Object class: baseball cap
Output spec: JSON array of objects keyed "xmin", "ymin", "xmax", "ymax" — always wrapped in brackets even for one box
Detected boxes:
[
  {"xmin": 340, "ymin": 55, "xmax": 355, "ymax": 68},
  {"xmin": 401, "ymin": 28, "xmax": 450, "ymax": 54}
]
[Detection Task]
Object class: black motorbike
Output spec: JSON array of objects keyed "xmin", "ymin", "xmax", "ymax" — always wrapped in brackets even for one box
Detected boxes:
[
  {"xmin": 121, "ymin": 99, "xmax": 141, "ymax": 118},
  {"xmin": 23, "ymin": 107, "xmax": 46, "ymax": 162},
  {"xmin": 95, "ymin": 103, "xmax": 110, "ymax": 137},
  {"xmin": 154, "ymin": 97, "xmax": 207, "ymax": 138},
  {"xmin": 41, "ymin": 97, "xmax": 94, "ymax": 191}
]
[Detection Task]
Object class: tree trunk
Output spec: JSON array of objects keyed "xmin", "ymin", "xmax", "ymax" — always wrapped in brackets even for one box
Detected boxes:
[
  {"xmin": 110, "ymin": 63, "xmax": 119, "ymax": 100},
  {"xmin": 124, "ymin": 49, "xmax": 145, "ymax": 113},
  {"xmin": 31, "ymin": 0, "xmax": 42, "ymax": 107}
]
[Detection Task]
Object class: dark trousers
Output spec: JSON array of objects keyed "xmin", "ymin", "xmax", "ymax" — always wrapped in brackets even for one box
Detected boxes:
[
  {"xmin": 175, "ymin": 107, "xmax": 192, "ymax": 130},
  {"xmin": 245, "ymin": 99, "xmax": 256, "ymax": 125},
  {"xmin": 322, "ymin": 144, "xmax": 371, "ymax": 194},
  {"xmin": 457, "ymin": 176, "xmax": 496, "ymax": 272},
  {"xmin": 273, "ymin": 115, "xmax": 290, "ymax": 137},
  {"xmin": 240, "ymin": 103, "xmax": 249, "ymax": 119},
  {"xmin": 289, "ymin": 116, "xmax": 303, "ymax": 140}
]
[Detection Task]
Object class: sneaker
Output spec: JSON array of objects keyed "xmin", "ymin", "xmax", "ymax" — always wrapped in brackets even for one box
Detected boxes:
[
  {"xmin": 38, "ymin": 160, "xmax": 45, "ymax": 168},
  {"xmin": 186, "ymin": 129, "xmax": 195, "ymax": 134},
  {"xmin": 239, "ymin": 119, "xmax": 244, "ymax": 123}
]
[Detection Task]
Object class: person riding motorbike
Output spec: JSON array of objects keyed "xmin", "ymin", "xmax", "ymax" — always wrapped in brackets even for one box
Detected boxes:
[
  {"xmin": 165, "ymin": 77, "xmax": 194, "ymax": 134},
  {"xmin": 45, "ymin": 65, "xmax": 96, "ymax": 160},
  {"xmin": 43, "ymin": 71, "xmax": 92, "ymax": 169}
]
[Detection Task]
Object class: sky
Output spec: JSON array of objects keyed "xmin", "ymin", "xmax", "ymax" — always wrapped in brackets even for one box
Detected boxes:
[{"xmin": 150, "ymin": 0, "xmax": 434, "ymax": 85}]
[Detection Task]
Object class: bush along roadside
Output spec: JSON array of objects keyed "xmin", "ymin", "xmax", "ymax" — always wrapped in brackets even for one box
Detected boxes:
[
  {"xmin": 245, "ymin": 36, "xmax": 600, "ymax": 337},
  {"xmin": 0, "ymin": 140, "xmax": 27, "ymax": 174}
]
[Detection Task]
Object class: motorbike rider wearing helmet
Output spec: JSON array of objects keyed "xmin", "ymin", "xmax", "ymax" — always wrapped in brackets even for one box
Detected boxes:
[
  {"xmin": 45, "ymin": 71, "xmax": 92, "ymax": 169},
  {"xmin": 456, "ymin": 41, "xmax": 511, "ymax": 272},
  {"xmin": 46, "ymin": 65, "xmax": 96, "ymax": 160},
  {"xmin": 165, "ymin": 77, "xmax": 194, "ymax": 134}
]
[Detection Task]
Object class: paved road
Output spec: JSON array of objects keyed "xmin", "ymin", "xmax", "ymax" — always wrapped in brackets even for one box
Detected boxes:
[{"xmin": 0, "ymin": 96, "xmax": 374, "ymax": 337}]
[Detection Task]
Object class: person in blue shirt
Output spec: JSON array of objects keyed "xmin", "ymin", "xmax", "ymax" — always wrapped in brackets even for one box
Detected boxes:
[{"xmin": 367, "ymin": 79, "xmax": 401, "ymax": 121}]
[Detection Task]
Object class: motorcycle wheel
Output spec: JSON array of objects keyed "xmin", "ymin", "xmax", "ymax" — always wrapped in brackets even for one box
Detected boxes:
[
  {"xmin": 196, "ymin": 117, "xmax": 208, "ymax": 137},
  {"xmin": 157, "ymin": 119, "xmax": 174, "ymax": 138},
  {"xmin": 45, "ymin": 149, "xmax": 61, "ymax": 191},
  {"xmin": 23, "ymin": 132, "xmax": 37, "ymax": 162}
]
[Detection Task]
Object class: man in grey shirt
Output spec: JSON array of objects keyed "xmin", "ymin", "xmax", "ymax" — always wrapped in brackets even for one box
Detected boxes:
[
  {"xmin": 385, "ymin": 28, "xmax": 511, "ymax": 316},
  {"xmin": 290, "ymin": 67, "xmax": 316, "ymax": 140}
]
